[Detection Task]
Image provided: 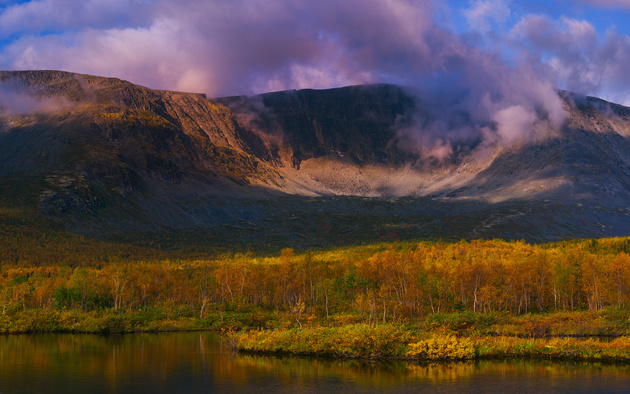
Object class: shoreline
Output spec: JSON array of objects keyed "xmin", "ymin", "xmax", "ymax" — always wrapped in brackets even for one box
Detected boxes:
[
  {"xmin": 2, "ymin": 308, "xmax": 630, "ymax": 364},
  {"xmin": 232, "ymin": 324, "xmax": 630, "ymax": 364}
]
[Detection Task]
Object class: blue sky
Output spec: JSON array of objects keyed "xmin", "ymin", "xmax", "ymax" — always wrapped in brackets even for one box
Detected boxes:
[
  {"xmin": 0, "ymin": 0, "xmax": 629, "ymax": 107},
  {"xmin": 447, "ymin": 0, "xmax": 630, "ymax": 37}
]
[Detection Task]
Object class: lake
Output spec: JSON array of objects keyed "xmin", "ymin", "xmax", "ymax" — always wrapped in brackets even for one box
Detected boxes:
[{"xmin": 1, "ymin": 332, "xmax": 629, "ymax": 393}]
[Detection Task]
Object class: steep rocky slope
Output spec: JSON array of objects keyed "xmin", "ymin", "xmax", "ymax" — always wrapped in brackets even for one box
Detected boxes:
[
  {"xmin": 218, "ymin": 84, "xmax": 418, "ymax": 168},
  {"xmin": 0, "ymin": 71, "xmax": 281, "ymax": 225},
  {"xmin": 1, "ymin": 70, "xmax": 630, "ymax": 243}
]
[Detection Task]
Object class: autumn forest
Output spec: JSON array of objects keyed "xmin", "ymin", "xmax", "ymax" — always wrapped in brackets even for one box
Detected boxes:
[{"xmin": 2, "ymin": 232, "xmax": 630, "ymax": 332}]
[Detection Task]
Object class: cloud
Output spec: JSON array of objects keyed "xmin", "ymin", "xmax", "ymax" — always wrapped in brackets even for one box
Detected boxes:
[
  {"xmin": 1, "ymin": 0, "xmax": 443, "ymax": 96},
  {"xmin": 3, "ymin": 18, "xmax": 213, "ymax": 93},
  {"xmin": 0, "ymin": 0, "xmax": 570, "ymax": 158},
  {"xmin": 396, "ymin": 53, "xmax": 565, "ymax": 160},
  {"xmin": 464, "ymin": 0, "xmax": 511, "ymax": 32},
  {"xmin": 510, "ymin": 14, "xmax": 630, "ymax": 105},
  {"xmin": 0, "ymin": 80, "xmax": 73, "ymax": 115},
  {"xmin": 0, "ymin": 0, "xmax": 155, "ymax": 35}
]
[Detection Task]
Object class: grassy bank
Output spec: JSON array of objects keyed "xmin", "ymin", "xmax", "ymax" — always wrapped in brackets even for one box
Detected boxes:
[
  {"xmin": 232, "ymin": 324, "xmax": 630, "ymax": 363},
  {"xmin": 0, "ymin": 307, "xmax": 289, "ymax": 334}
]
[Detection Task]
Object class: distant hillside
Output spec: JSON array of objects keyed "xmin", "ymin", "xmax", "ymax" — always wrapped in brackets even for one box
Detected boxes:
[{"xmin": 1, "ymin": 70, "xmax": 630, "ymax": 244}]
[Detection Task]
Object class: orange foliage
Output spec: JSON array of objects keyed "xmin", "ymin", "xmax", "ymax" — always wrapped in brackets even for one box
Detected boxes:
[{"xmin": 1, "ymin": 238, "xmax": 630, "ymax": 318}]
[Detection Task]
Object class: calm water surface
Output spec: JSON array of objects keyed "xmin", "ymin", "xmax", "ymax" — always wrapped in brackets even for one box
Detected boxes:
[{"xmin": 1, "ymin": 332, "xmax": 629, "ymax": 393}]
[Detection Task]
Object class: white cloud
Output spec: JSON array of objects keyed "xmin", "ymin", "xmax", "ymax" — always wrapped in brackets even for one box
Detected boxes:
[
  {"xmin": 0, "ymin": 80, "xmax": 74, "ymax": 115},
  {"xmin": 464, "ymin": 0, "xmax": 511, "ymax": 32},
  {"xmin": 510, "ymin": 14, "xmax": 630, "ymax": 104}
]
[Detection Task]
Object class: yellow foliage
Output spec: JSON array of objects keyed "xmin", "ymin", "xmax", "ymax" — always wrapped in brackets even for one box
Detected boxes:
[{"xmin": 406, "ymin": 335, "xmax": 475, "ymax": 360}]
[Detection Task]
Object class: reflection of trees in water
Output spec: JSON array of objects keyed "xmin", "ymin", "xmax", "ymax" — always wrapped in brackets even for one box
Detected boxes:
[
  {"xmin": 230, "ymin": 353, "xmax": 630, "ymax": 388},
  {"xmin": 0, "ymin": 333, "xmax": 228, "ymax": 392},
  {"xmin": 2, "ymin": 333, "xmax": 630, "ymax": 392},
  {"xmin": 231, "ymin": 355, "xmax": 630, "ymax": 387}
]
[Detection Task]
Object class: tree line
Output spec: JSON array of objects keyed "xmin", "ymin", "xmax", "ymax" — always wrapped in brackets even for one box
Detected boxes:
[{"xmin": 1, "ymin": 238, "xmax": 630, "ymax": 321}]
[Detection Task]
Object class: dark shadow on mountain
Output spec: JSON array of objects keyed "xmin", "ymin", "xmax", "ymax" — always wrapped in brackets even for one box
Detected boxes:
[{"xmin": 3, "ymin": 70, "xmax": 630, "ymax": 249}]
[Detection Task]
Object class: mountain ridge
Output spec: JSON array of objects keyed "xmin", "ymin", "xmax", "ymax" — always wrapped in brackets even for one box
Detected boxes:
[{"xmin": 1, "ymin": 70, "xmax": 630, "ymax": 244}]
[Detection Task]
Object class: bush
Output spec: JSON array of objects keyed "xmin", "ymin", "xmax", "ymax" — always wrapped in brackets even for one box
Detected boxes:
[
  {"xmin": 235, "ymin": 323, "xmax": 411, "ymax": 358},
  {"xmin": 406, "ymin": 335, "xmax": 475, "ymax": 360}
]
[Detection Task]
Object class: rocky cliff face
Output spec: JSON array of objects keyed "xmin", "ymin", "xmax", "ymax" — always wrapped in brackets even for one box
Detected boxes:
[
  {"xmin": 1, "ymin": 70, "xmax": 630, "ymax": 242},
  {"xmin": 218, "ymin": 84, "xmax": 418, "ymax": 168}
]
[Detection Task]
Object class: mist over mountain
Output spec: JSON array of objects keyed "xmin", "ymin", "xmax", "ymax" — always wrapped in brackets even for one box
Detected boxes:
[{"xmin": 1, "ymin": 70, "xmax": 629, "ymax": 245}]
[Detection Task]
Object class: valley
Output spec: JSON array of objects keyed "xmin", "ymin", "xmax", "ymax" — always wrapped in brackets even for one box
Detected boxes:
[{"xmin": 1, "ymin": 70, "xmax": 630, "ymax": 364}]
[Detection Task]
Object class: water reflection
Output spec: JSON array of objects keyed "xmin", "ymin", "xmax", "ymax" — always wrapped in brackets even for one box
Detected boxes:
[
  {"xmin": 0, "ymin": 333, "xmax": 629, "ymax": 393},
  {"xmin": 232, "ymin": 354, "xmax": 630, "ymax": 393}
]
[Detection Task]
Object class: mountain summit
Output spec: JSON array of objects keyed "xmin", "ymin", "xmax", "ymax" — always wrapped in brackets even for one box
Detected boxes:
[{"xmin": 1, "ymin": 70, "xmax": 629, "ymax": 244}]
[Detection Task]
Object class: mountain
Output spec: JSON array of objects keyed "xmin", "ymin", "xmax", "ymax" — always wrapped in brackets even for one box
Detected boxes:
[{"xmin": 1, "ymin": 70, "xmax": 630, "ymax": 246}]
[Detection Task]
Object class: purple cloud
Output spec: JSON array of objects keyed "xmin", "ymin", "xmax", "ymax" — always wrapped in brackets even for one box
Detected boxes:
[
  {"xmin": 0, "ymin": 0, "xmax": 155, "ymax": 35},
  {"xmin": 0, "ymin": 0, "xmax": 577, "ymax": 156},
  {"xmin": 1, "ymin": 0, "xmax": 477, "ymax": 96}
]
